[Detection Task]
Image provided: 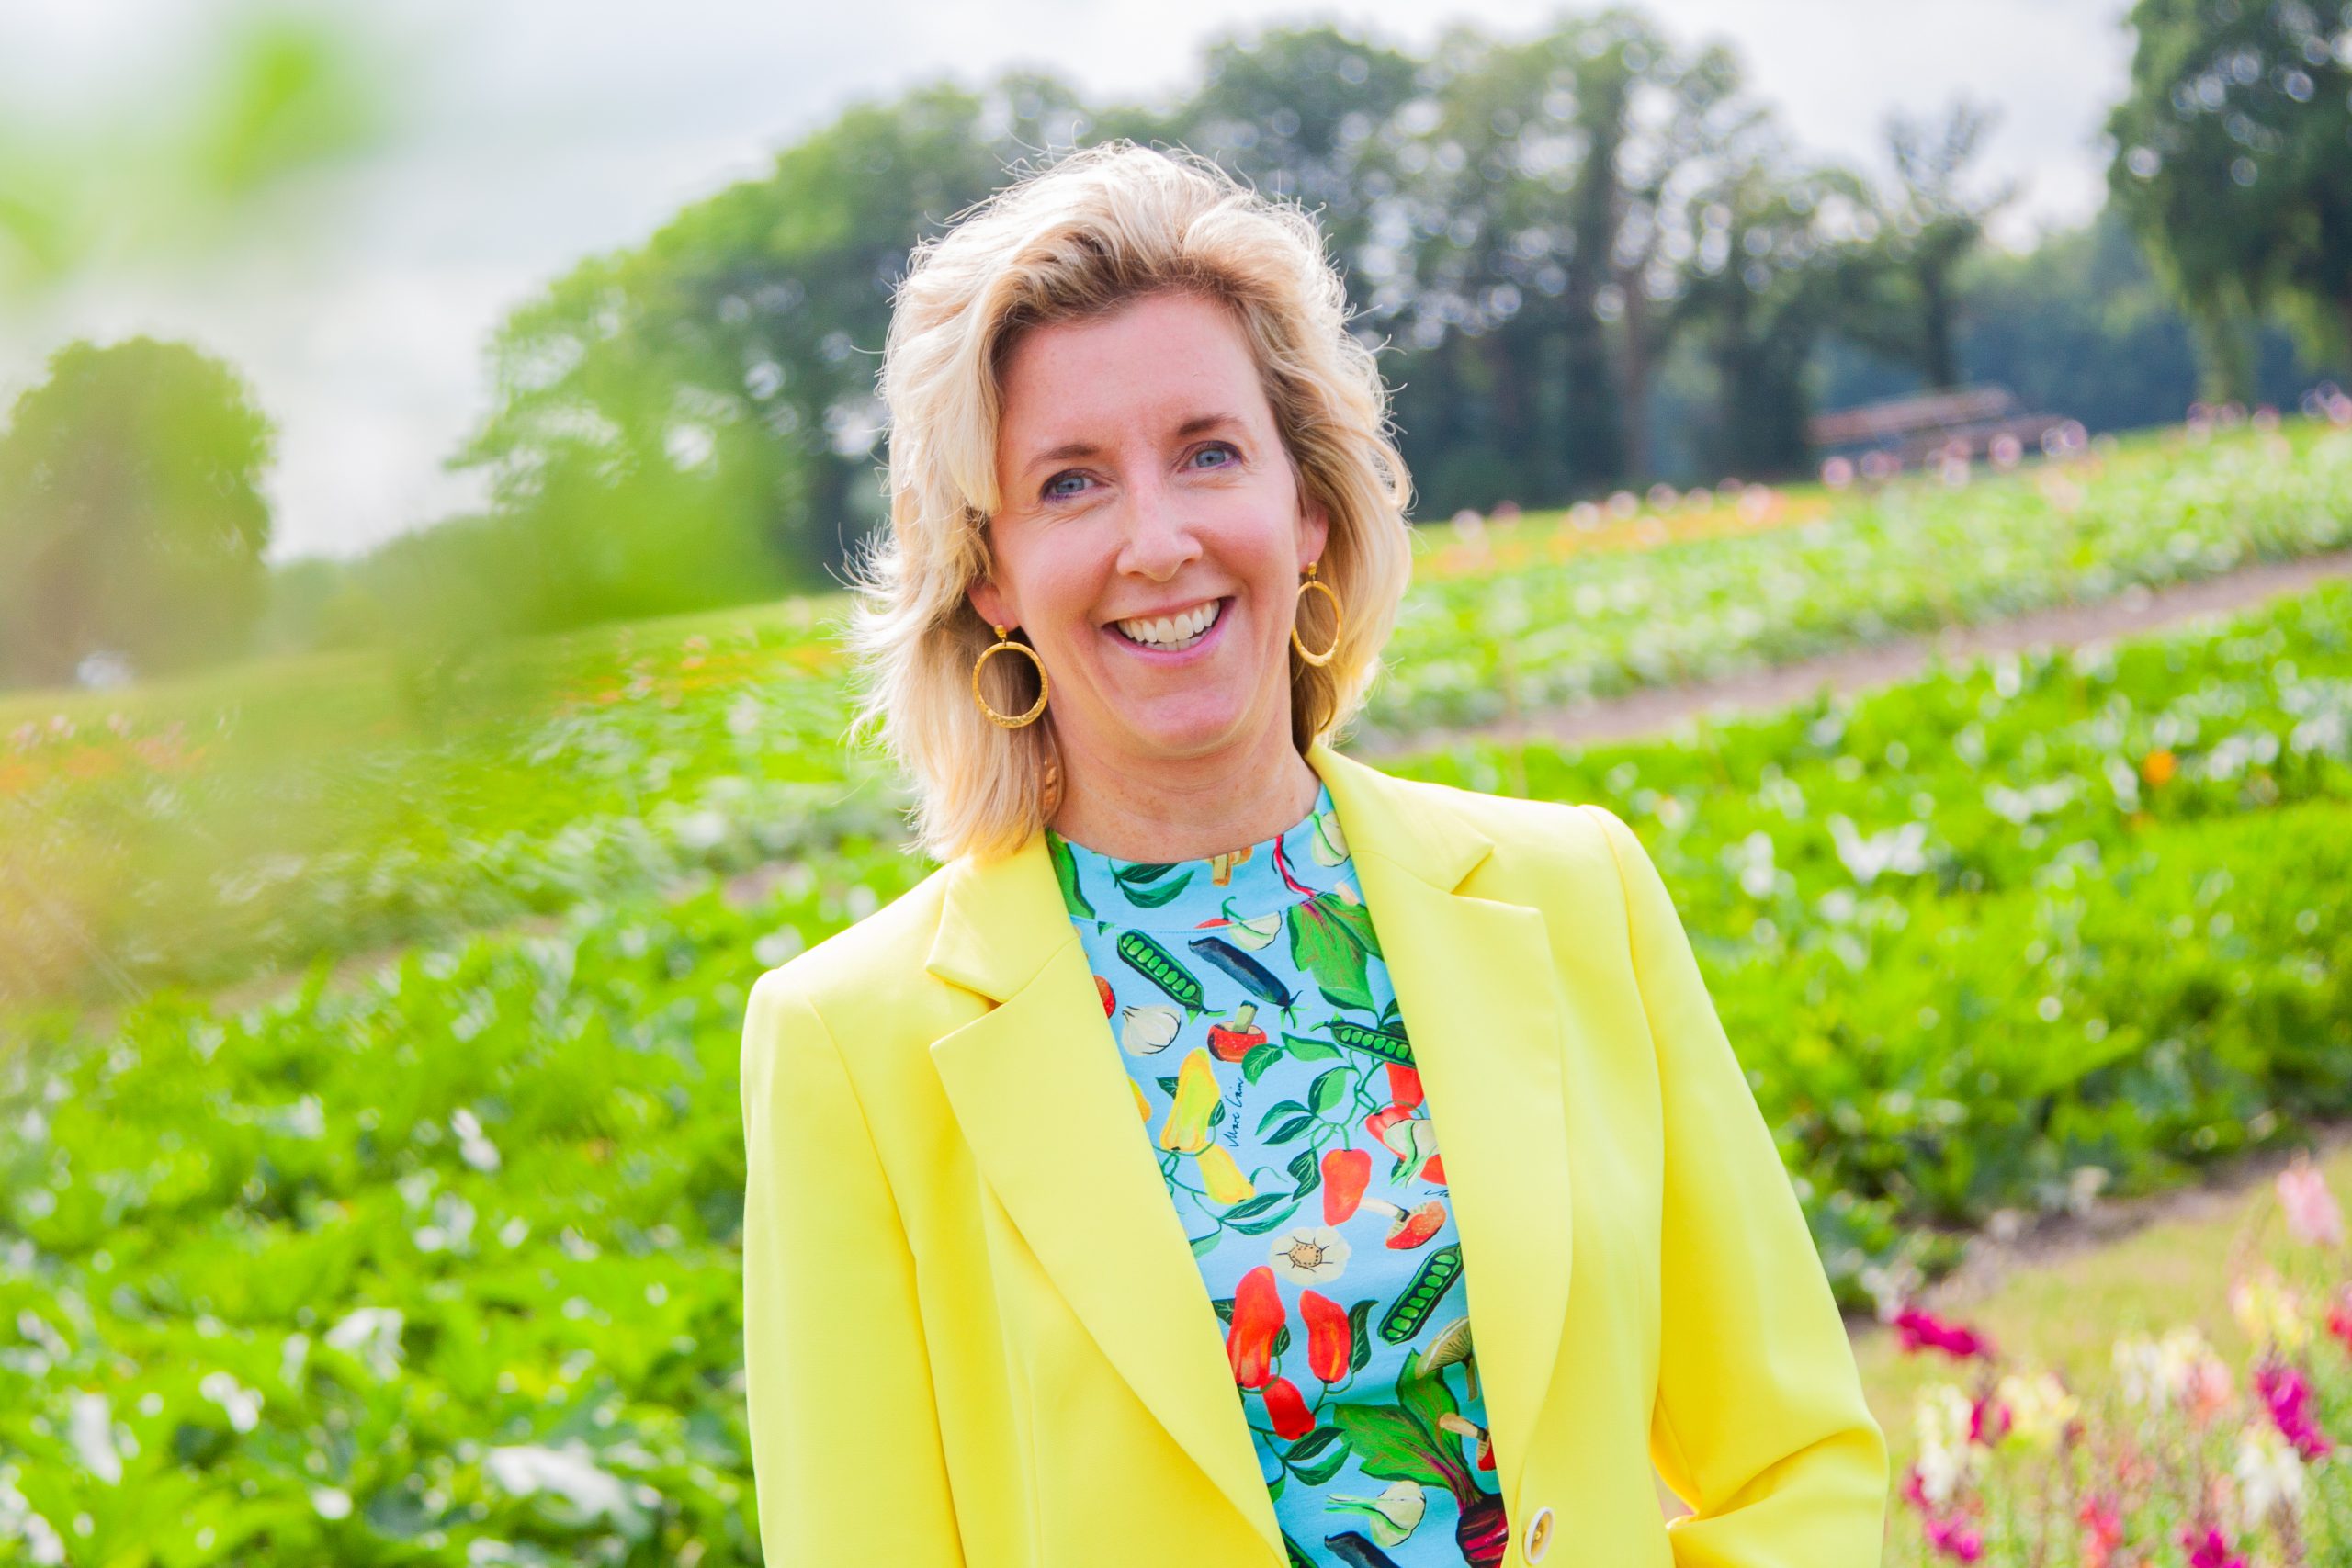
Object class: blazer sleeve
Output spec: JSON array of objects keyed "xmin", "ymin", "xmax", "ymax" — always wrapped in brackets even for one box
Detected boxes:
[
  {"xmin": 739, "ymin": 969, "xmax": 967, "ymax": 1565},
  {"xmin": 1582, "ymin": 804, "xmax": 1890, "ymax": 1568}
]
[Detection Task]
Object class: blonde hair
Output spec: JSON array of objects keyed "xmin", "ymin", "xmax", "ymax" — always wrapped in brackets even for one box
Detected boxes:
[{"xmin": 842, "ymin": 140, "xmax": 1415, "ymax": 866}]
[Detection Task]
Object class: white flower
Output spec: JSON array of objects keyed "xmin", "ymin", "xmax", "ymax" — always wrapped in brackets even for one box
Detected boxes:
[
  {"xmin": 311, "ymin": 1486, "xmax": 353, "ymax": 1520},
  {"xmin": 1911, "ymin": 1383, "xmax": 1981, "ymax": 1505},
  {"xmin": 1267, "ymin": 1223, "xmax": 1351, "ymax": 1287},
  {"xmin": 484, "ymin": 1442, "xmax": 647, "ymax": 1531},
  {"xmin": 325, "ymin": 1307, "xmax": 406, "ymax": 1379},
  {"xmin": 2234, "ymin": 1420, "xmax": 2306, "ymax": 1531},
  {"xmin": 198, "ymin": 1371, "xmax": 262, "ymax": 1433},
  {"xmin": 1827, "ymin": 815, "xmax": 1929, "ymax": 885},
  {"xmin": 67, "ymin": 1393, "xmax": 119, "ymax": 1484},
  {"xmin": 2114, "ymin": 1325, "xmax": 2217, "ymax": 1412},
  {"xmin": 451, "ymin": 1107, "xmax": 502, "ymax": 1173}
]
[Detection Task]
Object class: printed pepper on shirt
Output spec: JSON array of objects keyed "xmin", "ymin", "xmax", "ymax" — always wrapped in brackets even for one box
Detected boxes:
[{"xmin": 1046, "ymin": 781, "xmax": 1511, "ymax": 1567}]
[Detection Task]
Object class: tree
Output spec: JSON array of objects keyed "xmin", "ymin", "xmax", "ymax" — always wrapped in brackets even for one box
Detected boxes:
[
  {"xmin": 1376, "ymin": 9, "xmax": 1752, "ymax": 502},
  {"xmin": 1846, "ymin": 99, "xmax": 2015, "ymax": 390},
  {"xmin": 1667, "ymin": 133, "xmax": 1873, "ymax": 479},
  {"xmin": 449, "ymin": 72, "xmax": 1094, "ymax": 597},
  {"xmin": 0, "ymin": 336, "xmax": 275, "ymax": 687},
  {"xmin": 1155, "ymin": 19, "xmax": 1423, "ymax": 309},
  {"xmin": 2106, "ymin": 0, "xmax": 2352, "ymax": 402}
]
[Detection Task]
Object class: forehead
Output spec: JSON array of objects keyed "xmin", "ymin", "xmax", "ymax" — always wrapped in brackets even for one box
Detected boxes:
[{"xmin": 996, "ymin": 291, "xmax": 1269, "ymax": 445}]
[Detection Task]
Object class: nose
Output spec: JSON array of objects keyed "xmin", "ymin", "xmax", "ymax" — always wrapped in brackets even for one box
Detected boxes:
[{"xmin": 1114, "ymin": 469, "xmax": 1202, "ymax": 581}]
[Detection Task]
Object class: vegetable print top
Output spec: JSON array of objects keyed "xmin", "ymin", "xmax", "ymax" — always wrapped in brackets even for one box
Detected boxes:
[{"xmin": 1045, "ymin": 780, "xmax": 1507, "ymax": 1568}]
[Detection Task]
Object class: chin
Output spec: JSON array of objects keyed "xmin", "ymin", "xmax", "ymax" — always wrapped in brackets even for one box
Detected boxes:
[{"xmin": 1117, "ymin": 696, "xmax": 1258, "ymax": 753}]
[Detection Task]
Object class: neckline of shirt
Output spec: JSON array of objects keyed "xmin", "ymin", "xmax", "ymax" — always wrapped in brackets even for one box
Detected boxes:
[{"xmin": 1045, "ymin": 780, "xmax": 1349, "ymax": 931}]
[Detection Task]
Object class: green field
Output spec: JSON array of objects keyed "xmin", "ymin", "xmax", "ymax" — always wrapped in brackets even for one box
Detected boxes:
[
  {"xmin": 6, "ymin": 417, "xmax": 2350, "ymax": 1018},
  {"xmin": 0, "ymin": 541, "xmax": 2342, "ymax": 1561}
]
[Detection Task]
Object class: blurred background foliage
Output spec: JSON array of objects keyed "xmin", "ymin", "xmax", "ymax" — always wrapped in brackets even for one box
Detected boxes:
[{"xmin": 0, "ymin": 2, "xmax": 2347, "ymax": 694}]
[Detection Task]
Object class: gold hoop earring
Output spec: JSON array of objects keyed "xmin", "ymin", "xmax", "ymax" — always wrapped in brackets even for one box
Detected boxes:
[
  {"xmin": 972, "ymin": 624, "xmax": 1048, "ymax": 728},
  {"xmin": 1291, "ymin": 561, "xmax": 1342, "ymax": 667}
]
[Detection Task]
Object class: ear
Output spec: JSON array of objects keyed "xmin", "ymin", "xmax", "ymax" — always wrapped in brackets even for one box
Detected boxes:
[
  {"xmin": 1300, "ymin": 487, "xmax": 1331, "ymax": 571},
  {"xmin": 966, "ymin": 573, "xmax": 1012, "ymax": 633}
]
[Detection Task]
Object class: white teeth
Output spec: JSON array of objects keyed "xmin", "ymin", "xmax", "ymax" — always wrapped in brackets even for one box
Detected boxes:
[{"xmin": 1116, "ymin": 599, "xmax": 1221, "ymax": 649}]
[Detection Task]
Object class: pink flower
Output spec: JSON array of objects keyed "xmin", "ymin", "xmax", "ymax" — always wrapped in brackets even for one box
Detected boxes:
[
  {"xmin": 2177, "ymin": 1523, "xmax": 2249, "ymax": 1568},
  {"xmin": 1923, "ymin": 1512, "xmax": 1984, "ymax": 1562},
  {"xmin": 2254, "ymin": 1358, "xmax": 2335, "ymax": 1461},
  {"xmin": 2278, "ymin": 1157, "xmax": 2345, "ymax": 1248},
  {"xmin": 1967, "ymin": 1392, "xmax": 2011, "ymax": 1447},
  {"xmin": 1899, "ymin": 1463, "xmax": 1931, "ymax": 1511},
  {"xmin": 2329, "ymin": 1284, "xmax": 2352, "ymax": 1357},
  {"xmin": 1894, "ymin": 1306, "xmax": 1994, "ymax": 1360},
  {"xmin": 2077, "ymin": 1495, "xmax": 2124, "ymax": 1568}
]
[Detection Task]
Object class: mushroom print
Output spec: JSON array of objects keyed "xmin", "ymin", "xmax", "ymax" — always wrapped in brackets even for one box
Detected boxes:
[{"xmin": 1049, "ymin": 781, "xmax": 1508, "ymax": 1566}]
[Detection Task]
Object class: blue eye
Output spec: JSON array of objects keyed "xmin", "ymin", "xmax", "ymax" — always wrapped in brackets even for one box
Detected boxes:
[{"xmin": 1040, "ymin": 443, "xmax": 1239, "ymax": 503}]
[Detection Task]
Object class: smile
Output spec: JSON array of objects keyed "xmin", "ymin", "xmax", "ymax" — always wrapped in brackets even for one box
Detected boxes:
[{"xmin": 1110, "ymin": 597, "xmax": 1227, "ymax": 653}]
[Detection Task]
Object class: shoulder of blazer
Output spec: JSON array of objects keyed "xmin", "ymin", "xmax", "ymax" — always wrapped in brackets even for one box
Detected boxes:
[
  {"xmin": 745, "ymin": 858, "xmax": 961, "ymax": 1055},
  {"xmin": 1416, "ymin": 779, "xmax": 1626, "ymax": 916}
]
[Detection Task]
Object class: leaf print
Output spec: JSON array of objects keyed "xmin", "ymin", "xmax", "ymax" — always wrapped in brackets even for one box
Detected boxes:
[
  {"xmin": 1288, "ymin": 893, "xmax": 1379, "ymax": 1012},
  {"xmin": 1239, "ymin": 1041, "xmax": 1286, "ymax": 1083},
  {"xmin": 1278, "ymin": 1030, "xmax": 1342, "ymax": 1065},
  {"xmin": 1329, "ymin": 1405, "xmax": 1449, "ymax": 1489},
  {"xmin": 1114, "ymin": 861, "xmax": 1195, "ymax": 908},
  {"xmin": 1396, "ymin": 1344, "xmax": 1460, "ymax": 1452},
  {"xmin": 1306, "ymin": 1065, "xmax": 1351, "ymax": 1115},
  {"xmin": 1288, "ymin": 1427, "xmax": 1351, "ymax": 1486},
  {"xmin": 1346, "ymin": 1299, "xmax": 1376, "ymax": 1372},
  {"xmin": 1046, "ymin": 833, "xmax": 1094, "ymax": 920}
]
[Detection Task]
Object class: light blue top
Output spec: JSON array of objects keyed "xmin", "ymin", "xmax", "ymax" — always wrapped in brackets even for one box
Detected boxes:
[{"xmin": 1045, "ymin": 780, "xmax": 1506, "ymax": 1568}]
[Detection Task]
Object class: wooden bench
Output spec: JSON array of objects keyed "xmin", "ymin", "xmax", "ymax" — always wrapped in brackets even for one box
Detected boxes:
[{"xmin": 1808, "ymin": 385, "xmax": 2077, "ymax": 470}]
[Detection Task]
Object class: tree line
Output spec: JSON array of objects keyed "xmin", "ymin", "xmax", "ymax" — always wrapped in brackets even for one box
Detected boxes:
[{"xmin": 3, "ymin": 2, "xmax": 2348, "ymax": 687}]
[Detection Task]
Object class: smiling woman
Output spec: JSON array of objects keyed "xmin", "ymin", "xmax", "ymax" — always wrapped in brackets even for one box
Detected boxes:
[
  {"xmin": 740, "ymin": 140, "xmax": 1889, "ymax": 1568},
  {"xmin": 965, "ymin": 287, "xmax": 1339, "ymax": 859},
  {"xmin": 839, "ymin": 141, "xmax": 1416, "ymax": 866}
]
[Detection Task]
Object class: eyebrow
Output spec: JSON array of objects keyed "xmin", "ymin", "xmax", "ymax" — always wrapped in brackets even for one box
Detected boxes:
[{"xmin": 1021, "ymin": 413, "xmax": 1247, "ymax": 479}]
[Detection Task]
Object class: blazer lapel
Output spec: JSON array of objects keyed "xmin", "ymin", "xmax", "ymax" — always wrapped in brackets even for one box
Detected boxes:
[{"xmin": 923, "ymin": 739, "xmax": 1575, "ymax": 1560}]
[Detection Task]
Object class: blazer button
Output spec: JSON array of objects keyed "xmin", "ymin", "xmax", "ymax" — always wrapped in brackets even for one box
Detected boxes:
[{"xmin": 1523, "ymin": 1504, "xmax": 1555, "ymax": 1562}]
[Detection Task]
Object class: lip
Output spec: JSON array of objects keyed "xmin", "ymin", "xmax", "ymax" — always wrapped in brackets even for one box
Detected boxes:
[{"xmin": 1102, "ymin": 595, "xmax": 1231, "ymax": 664}]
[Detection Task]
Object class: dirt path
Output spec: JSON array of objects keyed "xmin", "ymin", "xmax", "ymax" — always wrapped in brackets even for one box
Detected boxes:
[
  {"xmin": 1852, "ymin": 1113, "xmax": 2352, "ymax": 1334},
  {"xmin": 1357, "ymin": 547, "xmax": 2352, "ymax": 759}
]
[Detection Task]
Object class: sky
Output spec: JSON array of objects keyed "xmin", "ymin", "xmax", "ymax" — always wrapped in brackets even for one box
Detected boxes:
[{"xmin": 0, "ymin": 0, "xmax": 2135, "ymax": 563}]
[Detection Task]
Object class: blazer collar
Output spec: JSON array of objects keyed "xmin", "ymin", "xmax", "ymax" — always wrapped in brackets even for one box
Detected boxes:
[
  {"xmin": 922, "ymin": 738, "xmax": 1574, "ymax": 1563},
  {"xmin": 924, "ymin": 739, "xmax": 1489, "ymax": 999}
]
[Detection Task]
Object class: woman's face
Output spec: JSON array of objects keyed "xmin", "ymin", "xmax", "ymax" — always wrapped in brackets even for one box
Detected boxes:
[{"xmin": 969, "ymin": 288, "xmax": 1329, "ymax": 773}]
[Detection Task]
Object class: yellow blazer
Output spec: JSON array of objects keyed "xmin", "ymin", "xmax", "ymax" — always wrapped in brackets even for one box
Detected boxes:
[{"xmin": 740, "ymin": 738, "xmax": 1888, "ymax": 1567}]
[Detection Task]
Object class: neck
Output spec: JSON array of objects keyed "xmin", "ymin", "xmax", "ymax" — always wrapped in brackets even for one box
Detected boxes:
[{"xmin": 1045, "ymin": 722, "xmax": 1321, "ymax": 863}]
